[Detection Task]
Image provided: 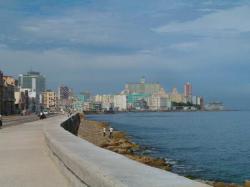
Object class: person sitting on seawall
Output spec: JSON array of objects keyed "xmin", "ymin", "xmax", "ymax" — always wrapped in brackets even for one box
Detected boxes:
[{"xmin": 0, "ymin": 115, "xmax": 2, "ymax": 129}]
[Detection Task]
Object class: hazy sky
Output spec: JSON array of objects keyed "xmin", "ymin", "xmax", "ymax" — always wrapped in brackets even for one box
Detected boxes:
[{"xmin": 1, "ymin": 0, "xmax": 250, "ymax": 109}]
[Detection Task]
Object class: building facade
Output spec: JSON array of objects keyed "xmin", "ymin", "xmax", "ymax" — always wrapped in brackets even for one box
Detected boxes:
[
  {"xmin": 94, "ymin": 94, "xmax": 114, "ymax": 110},
  {"xmin": 170, "ymin": 87, "xmax": 184, "ymax": 103},
  {"xmin": 72, "ymin": 95, "xmax": 85, "ymax": 112},
  {"xmin": 58, "ymin": 85, "xmax": 71, "ymax": 110},
  {"xmin": 127, "ymin": 93, "xmax": 150, "ymax": 109},
  {"xmin": 124, "ymin": 77, "xmax": 166, "ymax": 95},
  {"xmin": 15, "ymin": 90, "xmax": 29, "ymax": 113},
  {"xmin": 184, "ymin": 82, "xmax": 192, "ymax": 97},
  {"xmin": 18, "ymin": 71, "xmax": 46, "ymax": 93},
  {"xmin": 114, "ymin": 94, "xmax": 127, "ymax": 111},
  {"xmin": 0, "ymin": 70, "xmax": 3, "ymax": 114},
  {"xmin": 2, "ymin": 76, "xmax": 16, "ymax": 115},
  {"xmin": 147, "ymin": 94, "xmax": 171, "ymax": 111},
  {"xmin": 42, "ymin": 91, "xmax": 57, "ymax": 112},
  {"xmin": 18, "ymin": 71, "xmax": 46, "ymax": 112}
]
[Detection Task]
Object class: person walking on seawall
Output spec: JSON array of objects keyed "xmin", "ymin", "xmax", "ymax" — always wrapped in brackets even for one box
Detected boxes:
[
  {"xmin": 0, "ymin": 115, "xmax": 2, "ymax": 129},
  {"xmin": 103, "ymin": 127, "xmax": 106, "ymax": 137},
  {"xmin": 109, "ymin": 127, "xmax": 113, "ymax": 139}
]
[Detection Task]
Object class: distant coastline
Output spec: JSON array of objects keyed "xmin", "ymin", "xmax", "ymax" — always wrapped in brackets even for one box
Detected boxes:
[{"xmin": 83, "ymin": 109, "xmax": 237, "ymax": 115}]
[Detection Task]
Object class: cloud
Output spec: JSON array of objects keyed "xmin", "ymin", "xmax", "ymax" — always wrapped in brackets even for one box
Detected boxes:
[
  {"xmin": 153, "ymin": 5, "xmax": 250, "ymax": 37},
  {"xmin": 20, "ymin": 9, "xmax": 145, "ymax": 50},
  {"xmin": 169, "ymin": 42, "xmax": 198, "ymax": 51}
]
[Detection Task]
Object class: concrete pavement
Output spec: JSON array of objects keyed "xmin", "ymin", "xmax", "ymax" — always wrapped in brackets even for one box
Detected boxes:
[
  {"xmin": 0, "ymin": 118, "xmax": 70, "ymax": 187},
  {"xmin": 2, "ymin": 114, "xmax": 39, "ymax": 127}
]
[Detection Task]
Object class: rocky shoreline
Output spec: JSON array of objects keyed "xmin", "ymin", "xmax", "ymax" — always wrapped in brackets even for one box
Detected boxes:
[
  {"xmin": 77, "ymin": 115, "xmax": 249, "ymax": 187},
  {"xmin": 78, "ymin": 119, "xmax": 172, "ymax": 172}
]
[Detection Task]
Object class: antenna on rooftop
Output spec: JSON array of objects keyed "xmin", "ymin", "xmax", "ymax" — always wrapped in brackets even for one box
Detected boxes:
[{"xmin": 140, "ymin": 76, "xmax": 145, "ymax": 84}]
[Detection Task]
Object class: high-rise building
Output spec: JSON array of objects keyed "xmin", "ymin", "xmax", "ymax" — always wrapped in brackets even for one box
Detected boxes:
[
  {"xmin": 124, "ymin": 77, "xmax": 166, "ymax": 95},
  {"xmin": 184, "ymin": 82, "xmax": 192, "ymax": 97},
  {"xmin": 94, "ymin": 94, "xmax": 114, "ymax": 110},
  {"xmin": 58, "ymin": 85, "xmax": 75, "ymax": 110},
  {"xmin": 42, "ymin": 90, "xmax": 57, "ymax": 111},
  {"xmin": 18, "ymin": 71, "xmax": 46, "ymax": 94},
  {"xmin": 147, "ymin": 94, "xmax": 171, "ymax": 111},
  {"xmin": 114, "ymin": 94, "xmax": 127, "ymax": 111},
  {"xmin": 58, "ymin": 86, "xmax": 70, "ymax": 100},
  {"xmin": 0, "ymin": 70, "xmax": 3, "ymax": 114},
  {"xmin": 18, "ymin": 71, "xmax": 46, "ymax": 112},
  {"xmin": 127, "ymin": 93, "xmax": 150, "ymax": 109},
  {"xmin": 170, "ymin": 87, "xmax": 184, "ymax": 103},
  {"xmin": 2, "ymin": 76, "xmax": 16, "ymax": 114}
]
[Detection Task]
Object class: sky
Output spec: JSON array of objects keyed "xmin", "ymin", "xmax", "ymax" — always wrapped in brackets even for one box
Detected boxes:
[{"xmin": 0, "ymin": 0, "xmax": 250, "ymax": 109}]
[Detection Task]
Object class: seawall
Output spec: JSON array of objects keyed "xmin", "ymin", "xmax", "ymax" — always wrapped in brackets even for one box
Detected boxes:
[{"xmin": 44, "ymin": 114, "xmax": 211, "ymax": 187}]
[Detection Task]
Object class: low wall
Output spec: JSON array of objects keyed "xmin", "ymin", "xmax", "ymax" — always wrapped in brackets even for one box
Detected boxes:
[
  {"xmin": 44, "ymin": 114, "xmax": 211, "ymax": 187},
  {"xmin": 61, "ymin": 114, "xmax": 81, "ymax": 136}
]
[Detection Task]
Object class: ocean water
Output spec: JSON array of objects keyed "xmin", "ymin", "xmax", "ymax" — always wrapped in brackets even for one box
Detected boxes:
[{"xmin": 87, "ymin": 111, "xmax": 250, "ymax": 184}]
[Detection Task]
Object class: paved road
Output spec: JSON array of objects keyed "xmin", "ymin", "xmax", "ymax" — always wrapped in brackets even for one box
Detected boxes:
[
  {"xmin": 2, "ymin": 114, "xmax": 59, "ymax": 128},
  {"xmin": 0, "ymin": 117, "xmax": 70, "ymax": 187},
  {"xmin": 2, "ymin": 115, "xmax": 39, "ymax": 127}
]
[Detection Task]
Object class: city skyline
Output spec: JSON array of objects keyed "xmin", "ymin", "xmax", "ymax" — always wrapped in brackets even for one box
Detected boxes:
[{"xmin": 1, "ymin": 0, "xmax": 250, "ymax": 109}]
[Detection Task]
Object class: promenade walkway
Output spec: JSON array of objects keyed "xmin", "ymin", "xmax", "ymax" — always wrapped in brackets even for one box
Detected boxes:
[{"xmin": 0, "ymin": 117, "xmax": 69, "ymax": 187}]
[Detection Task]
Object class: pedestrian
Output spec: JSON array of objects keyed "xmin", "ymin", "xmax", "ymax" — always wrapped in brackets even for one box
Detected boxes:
[
  {"xmin": 109, "ymin": 127, "xmax": 113, "ymax": 138},
  {"xmin": 103, "ymin": 127, "xmax": 106, "ymax": 137},
  {"xmin": 0, "ymin": 115, "xmax": 2, "ymax": 129}
]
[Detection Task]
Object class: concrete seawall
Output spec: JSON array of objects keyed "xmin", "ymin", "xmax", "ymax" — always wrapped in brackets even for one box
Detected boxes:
[{"xmin": 44, "ymin": 114, "xmax": 211, "ymax": 187}]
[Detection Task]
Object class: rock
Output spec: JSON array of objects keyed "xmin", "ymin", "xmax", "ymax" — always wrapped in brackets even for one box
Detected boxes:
[
  {"xmin": 114, "ymin": 132, "xmax": 125, "ymax": 139},
  {"xmin": 245, "ymin": 181, "xmax": 250, "ymax": 187},
  {"xmin": 118, "ymin": 139, "xmax": 127, "ymax": 143},
  {"xmin": 100, "ymin": 143, "xmax": 109, "ymax": 148},
  {"xmin": 108, "ymin": 141, "xmax": 120, "ymax": 147},
  {"xmin": 120, "ymin": 142, "xmax": 134, "ymax": 149},
  {"xmin": 213, "ymin": 182, "xmax": 240, "ymax": 187},
  {"xmin": 214, "ymin": 182, "xmax": 227, "ymax": 187}
]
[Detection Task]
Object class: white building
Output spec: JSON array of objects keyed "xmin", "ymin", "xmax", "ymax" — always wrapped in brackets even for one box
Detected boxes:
[
  {"xmin": 147, "ymin": 94, "xmax": 171, "ymax": 111},
  {"xmin": 113, "ymin": 94, "xmax": 127, "ymax": 111},
  {"xmin": 94, "ymin": 94, "xmax": 114, "ymax": 110}
]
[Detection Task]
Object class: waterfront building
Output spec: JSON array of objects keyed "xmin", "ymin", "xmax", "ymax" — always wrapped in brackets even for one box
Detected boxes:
[
  {"xmin": 18, "ymin": 71, "xmax": 46, "ymax": 112},
  {"xmin": 124, "ymin": 77, "xmax": 166, "ymax": 95},
  {"xmin": 199, "ymin": 97, "xmax": 205, "ymax": 110},
  {"xmin": 83, "ymin": 102, "xmax": 91, "ymax": 112},
  {"xmin": 42, "ymin": 90, "xmax": 58, "ymax": 112},
  {"xmin": 0, "ymin": 70, "xmax": 3, "ymax": 114},
  {"xmin": 18, "ymin": 88, "xmax": 39, "ymax": 112},
  {"xmin": 58, "ymin": 85, "xmax": 70, "ymax": 101},
  {"xmin": 2, "ymin": 76, "xmax": 16, "ymax": 114},
  {"xmin": 184, "ymin": 82, "xmax": 192, "ymax": 97},
  {"xmin": 205, "ymin": 101, "xmax": 223, "ymax": 111},
  {"xmin": 81, "ymin": 91, "xmax": 91, "ymax": 102},
  {"xmin": 127, "ymin": 93, "xmax": 150, "ymax": 108},
  {"xmin": 90, "ymin": 102, "xmax": 102, "ymax": 112},
  {"xmin": 95, "ymin": 94, "xmax": 114, "ymax": 110},
  {"xmin": 147, "ymin": 94, "xmax": 172, "ymax": 111},
  {"xmin": 15, "ymin": 90, "xmax": 29, "ymax": 113},
  {"xmin": 192, "ymin": 96, "xmax": 198, "ymax": 105},
  {"xmin": 114, "ymin": 94, "xmax": 127, "ymax": 111},
  {"xmin": 72, "ymin": 95, "xmax": 85, "ymax": 112},
  {"xmin": 134, "ymin": 99, "xmax": 148, "ymax": 111},
  {"xmin": 170, "ymin": 87, "xmax": 184, "ymax": 103},
  {"xmin": 18, "ymin": 71, "xmax": 46, "ymax": 94},
  {"xmin": 58, "ymin": 85, "xmax": 72, "ymax": 110}
]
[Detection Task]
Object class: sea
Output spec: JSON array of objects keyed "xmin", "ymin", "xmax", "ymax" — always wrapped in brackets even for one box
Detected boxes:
[{"xmin": 87, "ymin": 111, "xmax": 250, "ymax": 184}]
